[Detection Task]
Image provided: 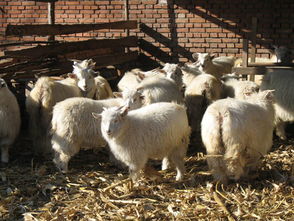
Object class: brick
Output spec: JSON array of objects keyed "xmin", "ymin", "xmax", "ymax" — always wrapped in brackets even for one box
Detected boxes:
[
  {"xmin": 81, "ymin": 10, "xmax": 94, "ymax": 14},
  {"xmin": 206, "ymin": 28, "xmax": 222, "ymax": 33},
  {"xmin": 185, "ymin": 33, "xmax": 193, "ymax": 38},
  {"xmin": 59, "ymin": 14, "xmax": 69, "ymax": 19},
  {"xmin": 189, "ymin": 38, "xmax": 205, "ymax": 43},
  {"xmin": 201, "ymin": 33, "xmax": 209, "ymax": 37},
  {"xmin": 56, "ymin": 18, "xmax": 65, "ymax": 23},
  {"xmin": 223, "ymin": 48, "xmax": 239, "ymax": 53},
  {"xmin": 178, "ymin": 38, "xmax": 188, "ymax": 43},
  {"xmin": 176, "ymin": 18, "xmax": 188, "ymax": 23},
  {"xmin": 154, "ymin": 18, "xmax": 168, "ymax": 23},
  {"xmin": 201, "ymin": 43, "xmax": 210, "ymax": 47},
  {"xmin": 189, "ymin": 18, "xmax": 205, "ymax": 23},
  {"xmin": 226, "ymin": 43, "xmax": 235, "ymax": 48},
  {"xmin": 10, "ymin": 2, "xmax": 22, "ymax": 6},
  {"xmin": 207, "ymin": 48, "xmax": 222, "ymax": 53},
  {"xmin": 206, "ymin": 38, "xmax": 222, "ymax": 43},
  {"xmin": 66, "ymin": 1, "xmax": 78, "ymax": 5},
  {"xmin": 129, "ymin": 0, "xmax": 141, "ymax": 4},
  {"xmin": 177, "ymin": 13, "xmax": 186, "ymax": 18},
  {"xmin": 144, "ymin": 9, "xmax": 156, "ymax": 14},
  {"xmin": 218, "ymin": 33, "xmax": 227, "ymax": 38},
  {"xmin": 68, "ymin": 10, "xmax": 80, "ymax": 14},
  {"xmin": 185, "ymin": 23, "xmax": 193, "ymax": 28},
  {"xmin": 177, "ymin": 33, "xmax": 185, "ymax": 38},
  {"xmin": 202, "ymin": 23, "xmax": 211, "ymax": 28},
  {"xmin": 22, "ymin": 1, "xmax": 36, "ymax": 6},
  {"xmin": 190, "ymin": 28, "xmax": 205, "ymax": 32}
]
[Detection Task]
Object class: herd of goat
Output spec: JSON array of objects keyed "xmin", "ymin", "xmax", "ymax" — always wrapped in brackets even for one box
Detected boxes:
[{"xmin": 0, "ymin": 45, "xmax": 293, "ymax": 184}]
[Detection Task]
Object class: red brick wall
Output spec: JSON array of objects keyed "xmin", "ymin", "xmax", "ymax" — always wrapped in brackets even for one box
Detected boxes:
[{"xmin": 1, "ymin": 0, "xmax": 294, "ymax": 64}]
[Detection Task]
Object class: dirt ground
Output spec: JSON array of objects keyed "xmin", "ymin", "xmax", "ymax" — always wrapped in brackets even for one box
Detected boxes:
[{"xmin": 0, "ymin": 127, "xmax": 293, "ymax": 221}]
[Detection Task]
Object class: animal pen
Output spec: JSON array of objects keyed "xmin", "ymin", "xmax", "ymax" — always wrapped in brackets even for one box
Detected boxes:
[{"xmin": 0, "ymin": 0, "xmax": 294, "ymax": 220}]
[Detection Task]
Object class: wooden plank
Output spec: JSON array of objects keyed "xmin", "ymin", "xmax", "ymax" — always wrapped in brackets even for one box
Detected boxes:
[
  {"xmin": 232, "ymin": 66, "xmax": 294, "ymax": 75},
  {"xmin": 4, "ymin": 36, "xmax": 138, "ymax": 59},
  {"xmin": 241, "ymin": 38, "xmax": 249, "ymax": 79},
  {"xmin": 249, "ymin": 17, "xmax": 257, "ymax": 81},
  {"xmin": 0, "ymin": 41, "xmax": 59, "ymax": 48},
  {"xmin": 1, "ymin": 51, "xmax": 138, "ymax": 80},
  {"xmin": 242, "ymin": 39, "xmax": 248, "ymax": 67},
  {"xmin": 92, "ymin": 51, "xmax": 138, "ymax": 68},
  {"xmin": 58, "ymin": 47, "xmax": 124, "ymax": 60},
  {"xmin": 32, "ymin": 0, "xmax": 58, "ymax": 2},
  {"xmin": 232, "ymin": 67, "xmax": 266, "ymax": 75},
  {"xmin": 125, "ymin": 0, "xmax": 130, "ymax": 38},
  {"xmin": 48, "ymin": 0, "xmax": 55, "ymax": 42},
  {"xmin": 249, "ymin": 17, "xmax": 257, "ymax": 63},
  {"xmin": 0, "ymin": 58, "xmax": 15, "ymax": 68},
  {"xmin": 6, "ymin": 20, "xmax": 138, "ymax": 36},
  {"xmin": 248, "ymin": 62, "xmax": 294, "ymax": 67},
  {"xmin": 0, "ymin": 59, "xmax": 56, "ymax": 74}
]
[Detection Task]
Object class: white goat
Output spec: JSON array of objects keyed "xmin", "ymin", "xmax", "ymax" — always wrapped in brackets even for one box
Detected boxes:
[
  {"xmin": 260, "ymin": 69, "xmax": 294, "ymax": 140},
  {"xmin": 185, "ymin": 73, "xmax": 223, "ymax": 133},
  {"xmin": 26, "ymin": 59, "xmax": 97, "ymax": 156},
  {"xmin": 51, "ymin": 90, "xmax": 144, "ymax": 173},
  {"xmin": 117, "ymin": 63, "xmax": 183, "ymax": 91},
  {"xmin": 93, "ymin": 102, "xmax": 191, "ymax": 181},
  {"xmin": 94, "ymin": 75, "xmax": 113, "ymax": 100},
  {"xmin": 134, "ymin": 75, "xmax": 184, "ymax": 105},
  {"xmin": 0, "ymin": 78, "xmax": 21, "ymax": 163},
  {"xmin": 117, "ymin": 68, "xmax": 164, "ymax": 92},
  {"xmin": 193, "ymin": 53, "xmax": 235, "ymax": 79},
  {"xmin": 201, "ymin": 90, "xmax": 275, "ymax": 184},
  {"xmin": 115, "ymin": 75, "xmax": 184, "ymax": 108},
  {"xmin": 180, "ymin": 62, "xmax": 203, "ymax": 87},
  {"xmin": 162, "ymin": 63, "xmax": 183, "ymax": 90},
  {"xmin": 221, "ymin": 74, "xmax": 260, "ymax": 100}
]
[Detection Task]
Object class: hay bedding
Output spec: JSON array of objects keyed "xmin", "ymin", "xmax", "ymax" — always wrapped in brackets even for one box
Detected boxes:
[{"xmin": 0, "ymin": 132, "xmax": 293, "ymax": 221}]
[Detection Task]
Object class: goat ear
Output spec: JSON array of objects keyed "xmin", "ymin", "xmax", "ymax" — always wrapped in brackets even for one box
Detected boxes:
[
  {"xmin": 73, "ymin": 62, "xmax": 82, "ymax": 70},
  {"xmin": 210, "ymin": 54, "xmax": 216, "ymax": 60},
  {"xmin": 137, "ymin": 72, "xmax": 145, "ymax": 81},
  {"xmin": 68, "ymin": 73, "xmax": 77, "ymax": 79},
  {"xmin": 87, "ymin": 59, "xmax": 96, "ymax": 68},
  {"xmin": 113, "ymin": 92, "xmax": 122, "ymax": 98},
  {"xmin": 192, "ymin": 53, "xmax": 199, "ymax": 61},
  {"xmin": 70, "ymin": 59, "xmax": 82, "ymax": 65},
  {"xmin": 263, "ymin": 89, "xmax": 275, "ymax": 101},
  {"xmin": 136, "ymin": 87, "xmax": 143, "ymax": 92},
  {"xmin": 120, "ymin": 107, "xmax": 128, "ymax": 117},
  {"xmin": 92, "ymin": 112, "xmax": 102, "ymax": 120}
]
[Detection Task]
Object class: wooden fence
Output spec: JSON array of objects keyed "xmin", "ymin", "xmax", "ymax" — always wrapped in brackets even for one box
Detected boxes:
[{"xmin": 1, "ymin": 20, "xmax": 138, "ymax": 81}]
